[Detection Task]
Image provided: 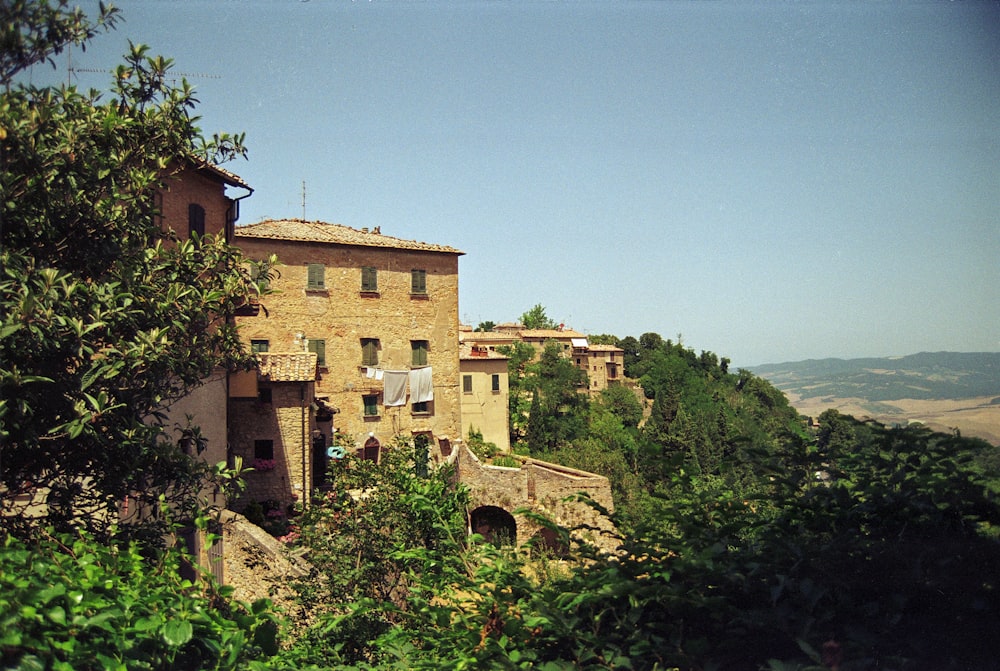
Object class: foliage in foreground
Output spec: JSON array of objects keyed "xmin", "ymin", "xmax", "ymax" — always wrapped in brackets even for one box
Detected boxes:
[
  {"xmin": 278, "ymin": 422, "xmax": 1000, "ymax": 671},
  {"xmin": 1, "ymin": 0, "xmax": 270, "ymax": 540},
  {"xmin": 0, "ymin": 528, "xmax": 279, "ymax": 671}
]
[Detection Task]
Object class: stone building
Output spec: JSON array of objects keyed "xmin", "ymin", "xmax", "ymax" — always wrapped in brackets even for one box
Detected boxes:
[
  {"xmin": 459, "ymin": 344, "xmax": 510, "ymax": 452},
  {"xmin": 233, "ymin": 219, "xmax": 464, "ymax": 480},
  {"xmin": 228, "ymin": 352, "xmax": 318, "ymax": 507},
  {"xmin": 461, "ymin": 326, "xmax": 624, "ymax": 396},
  {"xmin": 451, "ymin": 445, "xmax": 617, "ymax": 552},
  {"xmin": 572, "ymin": 342, "xmax": 625, "ymax": 395}
]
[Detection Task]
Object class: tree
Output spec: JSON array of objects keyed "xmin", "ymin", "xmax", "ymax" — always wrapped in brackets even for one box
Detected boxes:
[
  {"xmin": 597, "ymin": 384, "xmax": 643, "ymax": 430},
  {"xmin": 0, "ymin": 3, "xmax": 266, "ymax": 539},
  {"xmin": 496, "ymin": 341, "xmax": 536, "ymax": 446},
  {"xmin": 519, "ymin": 303, "xmax": 558, "ymax": 330},
  {"xmin": 523, "ymin": 341, "xmax": 589, "ymax": 451},
  {"xmin": 474, "ymin": 320, "xmax": 496, "ymax": 332}
]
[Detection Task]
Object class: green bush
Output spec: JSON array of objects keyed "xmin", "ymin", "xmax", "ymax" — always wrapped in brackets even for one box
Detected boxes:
[{"xmin": 0, "ymin": 529, "xmax": 280, "ymax": 671}]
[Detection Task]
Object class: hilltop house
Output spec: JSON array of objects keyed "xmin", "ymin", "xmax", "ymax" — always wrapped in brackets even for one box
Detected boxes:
[
  {"xmin": 460, "ymin": 325, "xmax": 624, "ymax": 396},
  {"xmin": 231, "ymin": 219, "xmax": 464, "ymax": 501},
  {"xmin": 459, "ymin": 344, "xmax": 510, "ymax": 453}
]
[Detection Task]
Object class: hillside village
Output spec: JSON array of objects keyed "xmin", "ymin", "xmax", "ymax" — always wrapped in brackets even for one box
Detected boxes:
[{"xmin": 153, "ymin": 168, "xmax": 620, "ymax": 578}]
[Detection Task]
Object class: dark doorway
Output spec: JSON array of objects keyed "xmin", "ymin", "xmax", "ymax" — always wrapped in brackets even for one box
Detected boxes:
[
  {"xmin": 470, "ymin": 505, "xmax": 517, "ymax": 547},
  {"xmin": 311, "ymin": 431, "xmax": 327, "ymax": 490}
]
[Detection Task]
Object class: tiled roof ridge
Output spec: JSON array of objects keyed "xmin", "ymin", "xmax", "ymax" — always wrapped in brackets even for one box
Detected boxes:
[
  {"xmin": 235, "ymin": 218, "xmax": 464, "ymax": 255},
  {"xmin": 256, "ymin": 351, "xmax": 317, "ymax": 382}
]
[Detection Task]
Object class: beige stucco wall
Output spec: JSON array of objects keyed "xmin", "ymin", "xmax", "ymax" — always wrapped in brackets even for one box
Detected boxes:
[
  {"xmin": 459, "ymin": 357, "xmax": 510, "ymax": 452},
  {"xmin": 234, "ymin": 237, "xmax": 461, "ymax": 460},
  {"xmin": 162, "ymin": 371, "xmax": 229, "ymax": 509}
]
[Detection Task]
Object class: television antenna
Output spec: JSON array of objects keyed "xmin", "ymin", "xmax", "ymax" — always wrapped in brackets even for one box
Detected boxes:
[{"xmin": 66, "ymin": 47, "xmax": 220, "ymax": 86}]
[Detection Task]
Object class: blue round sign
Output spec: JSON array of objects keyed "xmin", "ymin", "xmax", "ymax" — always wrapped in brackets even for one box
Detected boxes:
[{"xmin": 327, "ymin": 445, "xmax": 346, "ymax": 459}]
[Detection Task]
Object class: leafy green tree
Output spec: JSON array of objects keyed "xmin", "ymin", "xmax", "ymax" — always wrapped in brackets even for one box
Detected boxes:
[
  {"xmin": 519, "ymin": 303, "xmax": 558, "ymax": 330},
  {"xmin": 0, "ymin": 2, "xmax": 266, "ymax": 538},
  {"xmin": 474, "ymin": 320, "xmax": 496, "ymax": 332},
  {"xmin": 597, "ymin": 384, "xmax": 644, "ymax": 429},
  {"xmin": 283, "ymin": 442, "xmax": 469, "ymax": 666},
  {"xmin": 618, "ymin": 335, "xmax": 641, "ymax": 377},
  {"xmin": 523, "ymin": 341, "xmax": 589, "ymax": 451},
  {"xmin": 496, "ymin": 341, "xmax": 536, "ymax": 446}
]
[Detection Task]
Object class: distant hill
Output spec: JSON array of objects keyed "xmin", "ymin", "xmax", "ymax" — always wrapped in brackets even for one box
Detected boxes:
[
  {"xmin": 751, "ymin": 352, "xmax": 1000, "ymax": 445},
  {"xmin": 752, "ymin": 352, "xmax": 1000, "ymax": 402}
]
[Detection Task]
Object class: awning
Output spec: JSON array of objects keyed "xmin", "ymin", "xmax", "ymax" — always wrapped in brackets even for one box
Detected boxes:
[{"xmin": 571, "ymin": 338, "xmax": 589, "ymax": 348}]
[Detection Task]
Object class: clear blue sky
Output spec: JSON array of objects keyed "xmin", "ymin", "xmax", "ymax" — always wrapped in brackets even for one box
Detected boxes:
[{"xmin": 28, "ymin": 1, "xmax": 1000, "ymax": 366}]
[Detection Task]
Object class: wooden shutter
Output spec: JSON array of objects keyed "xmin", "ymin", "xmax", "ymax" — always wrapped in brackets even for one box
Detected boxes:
[{"xmin": 307, "ymin": 264, "xmax": 325, "ymax": 289}]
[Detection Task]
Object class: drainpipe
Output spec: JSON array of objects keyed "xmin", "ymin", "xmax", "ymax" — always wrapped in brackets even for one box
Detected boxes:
[
  {"xmin": 301, "ymin": 381, "xmax": 307, "ymax": 509},
  {"xmin": 225, "ymin": 185, "xmax": 254, "ymax": 241}
]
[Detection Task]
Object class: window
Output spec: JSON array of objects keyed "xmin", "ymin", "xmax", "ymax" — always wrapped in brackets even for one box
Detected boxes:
[
  {"xmin": 188, "ymin": 203, "xmax": 205, "ymax": 238},
  {"xmin": 411, "ymin": 269, "xmax": 427, "ymax": 295},
  {"xmin": 253, "ymin": 439, "xmax": 274, "ymax": 460},
  {"xmin": 251, "ymin": 339, "xmax": 269, "ymax": 353},
  {"xmin": 363, "ymin": 394, "xmax": 379, "ymax": 417},
  {"xmin": 361, "ymin": 338, "xmax": 379, "ymax": 366},
  {"xmin": 412, "ymin": 401, "xmax": 430, "ymax": 414},
  {"xmin": 411, "ymin": 340, "xmax": 429, "ymax": 367},
  {"xmin": 306, "ymin": 263, "xmax": 325, "ymax": 290},
  {"xmin": 361, "ymin": 266, "xmax": 378, "ymax": 292},
  {"xmin": 463, "ymin": 374, "xmax": 473, "ymax": 393},
  {"xmin": 491, "ymin": 374, "xmax": 501, "ymax": 392},
  {"xmin": 308, "ymin": 339, "xmax": 326, "ymax": 367}
]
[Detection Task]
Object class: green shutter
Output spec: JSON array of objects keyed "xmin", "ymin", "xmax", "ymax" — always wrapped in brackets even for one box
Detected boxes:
[
  {"xmin": 463, "ymin": 375, "xmax": 473, "ymax": 393},
  {"xmin": 308, "ymin": 339, "xmax": 326, "ymax": 367},
  {"xmin": 361, "ymin": 266, "xmax": 377, "ymax": 292},
  {"xmin": 363, "ymin": 395, "xmax": 379, "ymax": 416},
  {"xmin": 411, "ymin": 269, "xmax": 427, "ymax": 294},
  {"xmin": 307, "ymin": 263, "xmax": 325, "ymax": 289},
  {"xmin": 362, "ymin": 338, "xmax": 379, "ymax": 366},
  {"xmin": 412, "ymin": 340, "xmax": 428, "ymax": 366}
]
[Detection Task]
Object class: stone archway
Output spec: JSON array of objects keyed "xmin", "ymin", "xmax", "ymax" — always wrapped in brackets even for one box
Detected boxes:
[{"xmin": 469, "ymin": 505, "xmax": 517, "ymax": 547}]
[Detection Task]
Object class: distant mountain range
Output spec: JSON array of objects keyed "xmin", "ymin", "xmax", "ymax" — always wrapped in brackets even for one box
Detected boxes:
[{"xmin": 752, "ymin": 352, "xmax": 1000, "ymax": 403}]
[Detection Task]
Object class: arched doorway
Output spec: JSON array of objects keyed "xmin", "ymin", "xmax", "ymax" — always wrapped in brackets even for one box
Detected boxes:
[
  {"xmin": 362, "ymin": 436, "xmax": 380, "ymax": 462},
  {"xmin": 470, "ymin": 505, "xmax": 517, "ymax": 547}
]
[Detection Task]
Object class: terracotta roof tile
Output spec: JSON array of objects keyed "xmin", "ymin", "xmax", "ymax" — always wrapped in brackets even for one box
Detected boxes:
[
  {"xmin": 257, "ymin": 352, "xmax": 317, "ymax": 382},
  {"xmin": 459, "ymin": 331, "xmax": 516, "ymax": 342},
  {"xmin": 587, "ymin": 344, "xmax": 624, "ymax": 352},
  {"xmin": 460, "ymin": 343, "xmax": 509, "ymax": 360},
  {"xmin": 236, "ymin": 219, "xmax": 463, "ymax": 255},
  {"xmin": 519, "ymin": 329, "xmax": 586, "ymax": 339}
]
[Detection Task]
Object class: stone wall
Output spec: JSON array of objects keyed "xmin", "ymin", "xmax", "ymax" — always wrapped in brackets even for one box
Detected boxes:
[
  {"xmin": 220, "ymin": 511, "xmax": 309, "ymax": 616},
  {"xmin": 159, "ymin": 165, "xmax": 232, "ymax": 240},
  {"xmin": 454, "ymin": 445, "xmax": 617, "ymax": 551},
  {"xmin": 459, "ymin": 357, "xmax": 510, "ymax": 452},
  {"xmin": 235, "ymin": 236, "xmax": 461, "ymax": 459},
  {"xmin": 229, "ymin": 381, "xmax": 315, "ymax": 508}
]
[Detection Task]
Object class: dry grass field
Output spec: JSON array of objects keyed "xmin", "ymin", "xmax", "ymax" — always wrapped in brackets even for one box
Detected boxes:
[{"xmin": 785, "ymin": 393, "xmax": 1000, "ymax": 446}]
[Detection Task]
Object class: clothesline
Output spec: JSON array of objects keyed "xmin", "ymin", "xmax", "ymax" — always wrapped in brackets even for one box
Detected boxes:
[{"xmin": 363, "ymin": 366, "xmax": 434, "ymax": 406}]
